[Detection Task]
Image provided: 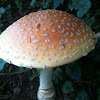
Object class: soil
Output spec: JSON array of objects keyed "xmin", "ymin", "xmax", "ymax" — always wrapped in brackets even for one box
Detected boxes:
[
  {"xmin": 0, "ymin": 63, "xmax": 39, "ymax": 100},
  {"xmin": 0, "ymin": 63, "xmax": 65, "ymax": 100}
]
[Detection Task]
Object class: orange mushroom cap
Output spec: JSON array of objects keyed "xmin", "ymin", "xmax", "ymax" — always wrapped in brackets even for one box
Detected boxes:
[{"xmin": 0, "ymin": 10, "xmax": 96, "ymax": 69}]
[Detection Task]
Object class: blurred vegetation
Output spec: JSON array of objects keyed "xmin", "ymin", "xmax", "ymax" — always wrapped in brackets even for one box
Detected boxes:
[{"xmin": 0, "ymin": 0, "xmax": 100, "ymax": 100}]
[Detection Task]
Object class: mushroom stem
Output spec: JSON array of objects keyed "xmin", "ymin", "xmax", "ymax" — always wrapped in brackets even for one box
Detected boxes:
[
  {"xmin": 96, "ymin": 32, "xmax": 100, "ymax": 38},
  {"xmin": 37, "ymin": 68, "xmax": 55, "ymax": 100}
]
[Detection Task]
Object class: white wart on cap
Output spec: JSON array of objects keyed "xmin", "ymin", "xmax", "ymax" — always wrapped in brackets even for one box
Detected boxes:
[{"xmin": 0, "ymin": 10, "xmax": 96, "ymax": 68}]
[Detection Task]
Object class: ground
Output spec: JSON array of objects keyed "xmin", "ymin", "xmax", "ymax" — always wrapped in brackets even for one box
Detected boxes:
[
  {"xmin": 0, "ymin": 64, "xmax": 66, "ymax": 100},
  {"xmin": 0, "ymin": 64, "xmax": 38, "ymax": 100}
]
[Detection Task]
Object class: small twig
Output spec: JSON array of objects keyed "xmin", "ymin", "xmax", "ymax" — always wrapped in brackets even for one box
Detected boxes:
[
  {"xmin": 0, "ymin": 81, "xmax": 9, "ymax": 89},
  {"xmin": 74, "ymin": 81, "xmax": 89, "ymax": 83},
  {"xmin": 96, "ymin": 32, "xmax": 100, "ymax": 38},
  {"xmin": 0, "ymin": 69, "xmax": 30, "ymax": 76},
  {"xmin": 87, "ymin": 83, "xmax": 96, "ymax": 100}
]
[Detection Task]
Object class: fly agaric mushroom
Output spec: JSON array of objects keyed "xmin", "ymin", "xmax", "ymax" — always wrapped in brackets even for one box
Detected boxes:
[{"xmin": 0, "ymin": 10, "xmax": 96, "ymax": 100}]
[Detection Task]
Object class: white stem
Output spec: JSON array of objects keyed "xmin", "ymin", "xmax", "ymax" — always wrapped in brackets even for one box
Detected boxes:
[
  {"xmin": 37, "ymin": 68, "xmax": 55, "ymax": 100},
  {"xmin": 39, "ymin": 68, "xmax": 53, "ymax": 89},
  {"xmin": 96, "ymin": 32, "xmax": 100, "ymax": 38}
]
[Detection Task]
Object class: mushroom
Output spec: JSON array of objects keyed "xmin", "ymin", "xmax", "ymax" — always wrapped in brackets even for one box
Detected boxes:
[
  {"xmin": 96, "ymin": 32, "xmax": 100, "ymax": 38},
  {"xmin": 0, "ymin": 10, "xmax": 96, "ymax": 100}
]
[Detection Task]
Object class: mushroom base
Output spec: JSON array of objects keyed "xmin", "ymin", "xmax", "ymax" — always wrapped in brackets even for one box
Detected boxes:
[
  {"xmin": 37, "ymin": 68, "xmax": 55, "ymax": 100},
  {"xmin": 37, "ymin": 86, "xmax": 56, "ymax": 100}
]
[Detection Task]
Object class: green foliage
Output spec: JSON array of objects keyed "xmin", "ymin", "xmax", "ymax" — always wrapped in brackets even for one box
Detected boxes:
[
  {"xmin": 97, "ymin": 87, "xmax": 100, "ymax": 94},
  {"xmin": 68, "ymin": 0, "xmax": 91, "ymax": 17},
  {"xmin": 42, "ymin": 0, "xmax": 53, "ymax": 9},
  {"xmin": 30, "ymin": 0, "xmax": 36, "ymax": 7},
  {"xmin": 0, "ymin": 7, "xmax": 5, "ymax": 14},
  {"xmin": 53, "ymin": 0, "xmax": 64, "ymax": 9},
  {"xmin": 75, "ymin": 90, "xmax": 90, "ymax": 100},
  {"xmin": 0, "ymin": 0, "xmax": 8, "ymax": 5},
  {"xmin": 30, "ymin": 0, "xmax": 53, "ymax": 10},
  {"xmin": 86, "ymin": 16, "xmax": 95, "ymax": 27},
  {"xmin": 18, "ymin": 67, "xmax": 24, "ymax": 72},
  {"xmin": 29, "ymin": 70, "xmax": 39, "ymax": 81},
  {"xmin": 0, "ymin": 24, "xmax": 3, "ymax": 34},
  {"xmin": 66, "ymin": 62, "xmax": 81, "ymax": 81},
  {"xmin": 6, "ymin": 4, "xmax": 11, "ymax": 11},
  {"xmin": 62, "ymin": 81, "xmax": 74, "ymax": 94},
  {"xmin": 97, "ymin": 95, "xmax": 100, "ymax": 100},
  {"xmin": 53, "ymin": 68, "xmax": 63, "ymax": 84},
  {"xmin": 0, "ymin": 30, "xmax": 2, "ymax": 34},
  {"xmin": 0, "ymin": 59, "xmax": 6, "ymax": 71},
  {"xmin": 14, "ymin": 0, "xmax": 23, "ymax": 11},
  {"xmin": 96, "ymin": 70, "xmax": 100, "ymax": 77},
  {"xmin": 97, "ymin": 87, "xmax": 100, "ymax": 100},
  {"xmin": 0, "ymin": 7, "xmax": 5, "ymax": 18}
]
